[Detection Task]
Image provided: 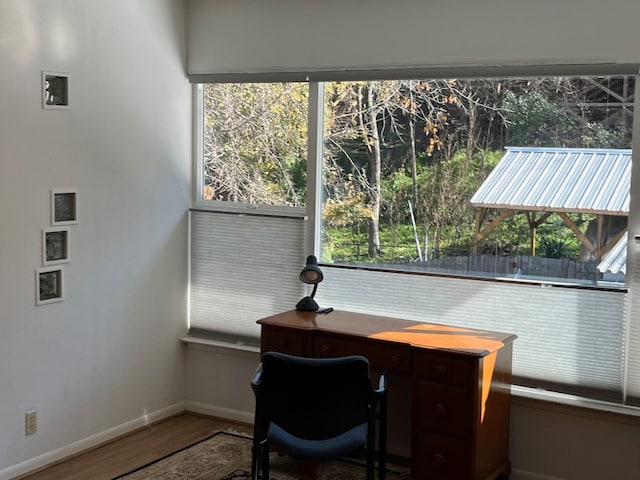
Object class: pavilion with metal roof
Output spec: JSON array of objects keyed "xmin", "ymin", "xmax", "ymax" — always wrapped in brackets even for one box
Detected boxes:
[{"xmin": 470, "ymin": 147, "xmax": 630, "ymax": 273}]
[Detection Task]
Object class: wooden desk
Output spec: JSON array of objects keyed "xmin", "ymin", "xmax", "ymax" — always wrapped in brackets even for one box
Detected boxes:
[{"xmin": 257, "ymin": 309, "xmax": 517, "ymax": 480}]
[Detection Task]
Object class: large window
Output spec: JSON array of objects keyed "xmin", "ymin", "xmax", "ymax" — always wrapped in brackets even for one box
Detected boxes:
[
  {"xmin": 320, "ymin": 77, "xmax": 633, "ymax": 287},
  {"xmin": 191, "ymin": 73, "xmax": 640, "ymax": 406},
  {"xmin": 197, "ymin": 77, "xmax": 634, "ymax": 287}
]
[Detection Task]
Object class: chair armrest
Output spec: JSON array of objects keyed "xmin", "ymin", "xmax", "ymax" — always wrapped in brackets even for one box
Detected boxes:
[
  {"xmin": 251, "ymin": 362, "xmax": 264, "ymax": 391},
  {"xmin": 376, "ymin": 370, "xmax": 387, "ymax": 394}
]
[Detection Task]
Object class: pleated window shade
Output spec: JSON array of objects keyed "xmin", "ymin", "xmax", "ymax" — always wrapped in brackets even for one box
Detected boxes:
[
  {"xmin": 624, "ymin": 237, "xmax": 640, "ymax": 404},
  {"xmin": 189, "ymin": 210, "xmax": 306, "ymax": 343},
  {"xmin": 315, "ymin": 266, "xmax": 630, "ymax": 404}
]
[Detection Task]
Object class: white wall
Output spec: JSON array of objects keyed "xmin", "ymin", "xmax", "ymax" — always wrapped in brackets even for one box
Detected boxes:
[
  {"xmin": 0, "ymin": 1, "xmax": 190, "ymax": 478},
  {"xmin": 510, "ymin": 397, "xmax": 640, "ymax": 480}
]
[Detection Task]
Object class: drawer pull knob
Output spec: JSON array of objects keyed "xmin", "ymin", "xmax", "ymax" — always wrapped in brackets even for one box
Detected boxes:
[
  {"xmin": 434, "ymin": 403, "xmax": 446, "ymax": 416},
  {"xmin": 391, "ymin": 355, "xmax": 401, "ymax": 367},
  {"xmin": 432, "ymin": 453, "xmax": 445, "ymax": 467},
  {"xmin": 436, "ymin": 364, "xmax": 447, "ymax": 376},
  {"xmin": 320, "ymin": 344, "xmax": 331, "ymax": 355}
]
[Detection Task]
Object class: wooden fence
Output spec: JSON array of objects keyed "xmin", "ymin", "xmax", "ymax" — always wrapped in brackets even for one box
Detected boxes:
[
  {"xmin": 422, "ymin": 254, "xmax": 598, "ymax": 281},
  {"xmin": 346, "ymin": 252, "xmax": 599, "ymax": 282}
]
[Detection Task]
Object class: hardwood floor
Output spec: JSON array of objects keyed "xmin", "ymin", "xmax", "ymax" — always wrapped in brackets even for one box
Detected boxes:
[{"xmin": 13, "ymin": 413, "xmax": 253, "ymax": 480}]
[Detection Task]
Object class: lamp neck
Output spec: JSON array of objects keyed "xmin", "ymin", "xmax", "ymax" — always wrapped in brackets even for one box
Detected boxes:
[{"xmin": 310, "ymin": 283, "xmax": 318, "ymax": 299}]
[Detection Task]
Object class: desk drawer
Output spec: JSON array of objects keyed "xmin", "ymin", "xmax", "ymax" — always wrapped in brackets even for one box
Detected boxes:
[
  {"xmin": 411, "ymin": 430, "xmax": 471, "ymax": 480},
  {"xmin": 413, "ymin": 380, "xmax": 473, "ymax": 437},
  {"xmin": 312, "ymin": 335, "xmax": 411, "ymax": 376},
  {"xmin": 414, "ymin": 350, "xmax": 477, "ymax": 387},
  {"xmin": 260, "ymin": 327, "xmax": 307, "ymax": 356}
]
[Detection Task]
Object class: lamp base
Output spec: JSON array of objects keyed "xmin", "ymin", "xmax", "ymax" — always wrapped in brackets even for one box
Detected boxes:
[{"xmin": 296, "ymin": 296, "xmax": 319, "ymax": 311}]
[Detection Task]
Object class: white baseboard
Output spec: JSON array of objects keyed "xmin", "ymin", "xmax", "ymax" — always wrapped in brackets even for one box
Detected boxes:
[
  {"xmin": 0, "ymin": 402, "xmax": 186, "ymax": 480},
  {"xmin": 185, "ymin": 401, "xmax": 254, "ymax": 425},
  {"xmin": 511, "ymin": 469, "xmax": 566, "ymax": 480}
]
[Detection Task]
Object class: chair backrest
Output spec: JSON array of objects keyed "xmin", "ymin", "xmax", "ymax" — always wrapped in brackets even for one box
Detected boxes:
[{"xmin": 254, "ymin": 351, "xmax": 374, "ymax": 441}]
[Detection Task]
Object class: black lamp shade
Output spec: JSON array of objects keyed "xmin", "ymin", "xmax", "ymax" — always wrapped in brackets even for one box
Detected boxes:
[
  {"xmin": 296, "ymin": 255, "xmax": 323, "ymax": 311},
  {"xmin": 299, "ymin": 255, "xmax": 323, "ymax": 284}
]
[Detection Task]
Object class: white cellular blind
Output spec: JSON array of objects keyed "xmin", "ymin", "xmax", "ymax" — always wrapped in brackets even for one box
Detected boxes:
[
  {"xmin": 189, "ymin": 210, "xmax": 306, "ymax": 342},
  {"xmin": 625, "ymin": 237, "xmax": 640, "ymax": 404},
  {"xmin": 317, "ymin": 266, "xmax": 629, "ymax": 403}
]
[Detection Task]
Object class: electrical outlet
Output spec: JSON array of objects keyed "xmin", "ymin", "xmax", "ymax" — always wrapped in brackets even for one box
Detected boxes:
[{"xmin": 25, "ymin": 411, "xmax": 37, "ymax": 436}]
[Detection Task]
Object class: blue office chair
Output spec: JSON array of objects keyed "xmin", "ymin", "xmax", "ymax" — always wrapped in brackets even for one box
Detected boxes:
[{"xmin": 250, "ymin": 351, "xmax": 387, "ymax": 480}]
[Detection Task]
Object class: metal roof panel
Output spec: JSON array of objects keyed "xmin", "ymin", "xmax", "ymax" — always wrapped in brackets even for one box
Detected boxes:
[
  {"xmin": 470, "ymin": 147, "xmax": 631, "ymax": 215},
  {"xmin": 597, "ymin": 232, "xmax": 628, "ymax": 275}
]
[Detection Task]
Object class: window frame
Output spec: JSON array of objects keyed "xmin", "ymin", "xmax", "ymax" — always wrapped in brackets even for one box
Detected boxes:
[
  {"xmin": 312, "ymin": 77, "xmax": 634, "ymax": 288},
  {"xmin": 193, "ymin": 83, "xmax": 307, "ymax": 219},
  {"xmin": 191, "ymin": 70, "xmax": 640, "ymax": 407},
  {"xmin": 194, "ymin": 73, "xmax": 637, "ymax": 283}
]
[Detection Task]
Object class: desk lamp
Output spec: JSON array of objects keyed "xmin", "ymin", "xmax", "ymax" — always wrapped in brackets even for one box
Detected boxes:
[{"xmin": 295, "ymin": 255, "xmax": 323, "ymax": 311}]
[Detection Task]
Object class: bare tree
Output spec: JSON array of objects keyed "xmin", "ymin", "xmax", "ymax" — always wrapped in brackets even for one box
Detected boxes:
[{"xmin": 203, "ymin": 83, "xmax": 308, "ymax": 205}]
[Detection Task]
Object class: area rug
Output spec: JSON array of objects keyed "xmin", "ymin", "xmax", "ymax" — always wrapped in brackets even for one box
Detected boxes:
[{"xmin": 113, "ymin": 430, "xmax": 409, "ymax": 480}]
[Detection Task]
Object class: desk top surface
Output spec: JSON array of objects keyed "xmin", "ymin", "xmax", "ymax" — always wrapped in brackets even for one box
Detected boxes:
[{"xmin": 258, "ymin": 309, "xmax": 516, "ymax": 357}]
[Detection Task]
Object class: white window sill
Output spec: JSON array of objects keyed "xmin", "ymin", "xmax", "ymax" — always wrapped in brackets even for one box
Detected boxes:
[
  {"xmin": 181, "ymin": 334, "xmax": 261, "ymax": 353},
  {"xmin": 511, "ymin": 385, "xmax": 640, "ymax": 425}
]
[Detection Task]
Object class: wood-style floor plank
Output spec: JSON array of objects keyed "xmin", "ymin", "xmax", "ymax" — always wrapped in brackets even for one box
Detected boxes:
[{"xmin": 13, "ymin": 413, "xmax": 253, "ymax": 480}]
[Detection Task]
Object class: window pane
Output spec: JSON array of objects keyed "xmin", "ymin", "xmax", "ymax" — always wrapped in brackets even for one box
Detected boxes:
[
  {"xmin": 202, "ymin": 83, "xmax": 308, "ymax": 206},
  {"xmin": 320, "ymin": 77, "xmax": 634, "ymax": 287}
]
